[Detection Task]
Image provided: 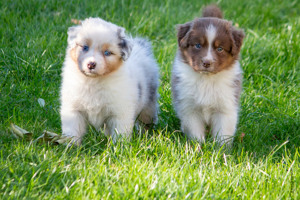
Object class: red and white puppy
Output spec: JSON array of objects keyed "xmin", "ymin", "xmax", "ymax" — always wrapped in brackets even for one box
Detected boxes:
[
  {"xmin": 60, "ymin": 18, "xmax": 159, "ymax": 145},
  {"xmin": 172, "ymin": 5, "xmax": 245, "ymax": 146}
]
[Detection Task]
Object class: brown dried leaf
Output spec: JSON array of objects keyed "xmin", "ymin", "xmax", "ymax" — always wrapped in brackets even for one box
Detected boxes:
[
  {"xmin": 10, "ymin": 123, "xmax": 33, "ymax": 141},
  {"xmin": 54, "ymin": 136, "xmax": 72, "ymax": 145},
  {"xmin": 35, "ymin": 130, "xmax": 72, "ymax": 145},
  {"xmin": 35, "ymin": 130, "xmax": 60, "ymax": 143}
]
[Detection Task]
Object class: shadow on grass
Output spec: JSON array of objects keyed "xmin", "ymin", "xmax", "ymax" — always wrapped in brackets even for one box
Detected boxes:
[{"xmin": 1, "ymin": 111, "xmax": 299, "ymax": 163}]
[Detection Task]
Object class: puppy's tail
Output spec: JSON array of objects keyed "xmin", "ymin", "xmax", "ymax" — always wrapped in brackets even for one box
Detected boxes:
[{"xmin": 202, "ymin": 5, "xmax": 223, "ymax": 19}]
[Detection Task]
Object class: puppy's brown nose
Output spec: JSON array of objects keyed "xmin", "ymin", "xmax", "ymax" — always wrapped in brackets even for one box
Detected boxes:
[
  {"xmin": 87, "ymin": 62, "xmax": 96, "ymax": 70},
  {"xmin": 202, "ymin": 60, "xmax": 212, "ymax": 68}
]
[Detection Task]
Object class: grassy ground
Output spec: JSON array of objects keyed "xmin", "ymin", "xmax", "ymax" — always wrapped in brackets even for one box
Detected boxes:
[{"xmin": 0, "ymin": 0, "xmax": 299, "ymax": 199}]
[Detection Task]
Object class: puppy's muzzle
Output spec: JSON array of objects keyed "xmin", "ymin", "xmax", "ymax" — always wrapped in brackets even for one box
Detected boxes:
[
  {"xmin": 87, "ymin": 62, "xmax": 96, "ymax": 70},
  {"xmin": 202, "ymin": 59, "xmax": 213, "ymax": 68}
]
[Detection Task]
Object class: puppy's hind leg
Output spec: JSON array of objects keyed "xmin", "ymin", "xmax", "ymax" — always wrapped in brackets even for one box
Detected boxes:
[
  {"xmin": 137, "ymin": 84, "xmax": 159, "ymax": 135},
  {"xmin": 138, "ymin": 79, "xmax": 159, "ymax": 126},
  {"xmin": 138, "ymin": 101, "xmax": 158, "ymax": 125},
  {"xmin": 136, "ymin": 104, "xmax": 158, "ymax": 135}
]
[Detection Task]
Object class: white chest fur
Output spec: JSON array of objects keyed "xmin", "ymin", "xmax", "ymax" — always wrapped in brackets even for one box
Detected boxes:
[
  {"xmin": 60, "ymin": 62, "xmax": 137, "ymax": 129},
  {"xmin": 172, "ymin": 57, "xmax": 242, "ymax": 142}
]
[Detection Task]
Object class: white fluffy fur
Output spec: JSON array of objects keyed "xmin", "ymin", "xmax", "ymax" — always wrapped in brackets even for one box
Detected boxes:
[
  {"xmin": 60, "ymin": 18, "xmax": 159, "ymax": 145},
  {"xmin": 204, "ymin": 24, "xmax": 216, "ymax": 61},
  {"xmin": 172, "ymin": 52, "xmax": 242, "ymax": 146}
]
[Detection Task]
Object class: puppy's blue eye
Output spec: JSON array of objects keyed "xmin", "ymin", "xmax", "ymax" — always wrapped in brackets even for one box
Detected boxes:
[
  {"xmin": 195, "ymin": 44, "xmax": 202, "ymax": 49},
  {"xmin": 104, "ymin": 50, "xmax": 112, "ymax": 56},
  {"xmin": 83, "ymin": 45, "xmax": 89, "ymax": 52},
  {"xmin": 217, "ymin": 47, "xmax": 223, "ymax": 52}
]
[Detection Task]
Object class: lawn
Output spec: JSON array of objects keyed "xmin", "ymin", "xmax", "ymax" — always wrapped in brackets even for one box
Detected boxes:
[{"xmin": 0, "ymin": 0, "xmax": 299, "ymax": 199}]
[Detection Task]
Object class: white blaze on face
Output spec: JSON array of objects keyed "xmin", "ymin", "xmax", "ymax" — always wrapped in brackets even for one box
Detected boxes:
[
  {"xmin": 204, "ymin": 24, "xmax": 217, "ymax": 61},
  {"xmin": 85, "ymin": 49, "xmax": 96, "ymax": 64}
]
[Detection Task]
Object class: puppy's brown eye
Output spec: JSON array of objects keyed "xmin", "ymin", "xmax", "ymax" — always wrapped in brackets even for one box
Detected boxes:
[{"xmin": 217, "ymin": 47, "xmax": 223, "ymax": 52}]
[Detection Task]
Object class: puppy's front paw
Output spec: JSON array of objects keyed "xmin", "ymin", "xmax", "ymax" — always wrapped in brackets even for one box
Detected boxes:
[{"xmin": 60, "ymin": 134, "xmax": 82, "ymax": 146}]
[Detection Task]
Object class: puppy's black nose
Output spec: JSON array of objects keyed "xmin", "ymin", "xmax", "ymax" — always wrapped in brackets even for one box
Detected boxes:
[
  {"xmin": 87, "ymin": 62, "xmax": 96, "ymax": 70},
  {"xmin": 202, "ymin": 60, "xmax": 212, "ymax": 68}
]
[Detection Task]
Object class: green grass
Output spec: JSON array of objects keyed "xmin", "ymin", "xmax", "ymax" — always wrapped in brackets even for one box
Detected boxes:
[{"xmin": 0, "ymin": 0, "xmax": 299, "ymax": 199}]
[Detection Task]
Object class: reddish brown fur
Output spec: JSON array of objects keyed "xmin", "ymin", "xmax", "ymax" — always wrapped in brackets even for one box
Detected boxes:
[
  {"xmin": 70, "ymin": 43, "xmax": 124, "ymax": 76},
  {"xmin": 70, "ymin": 45, "xmax": 83, "ymax": 73},
  {"xmin": 177, "ymin": 8, "xmax": 244, "ymax": 74},
  {"xmin": 202, "ymin": 5, "xmax": 223, "ymax": 18},
  {"xmin": 70, "ymin": 46, "xmax": 77, "ymax": 62},
  {"xmin": 102, "ymin": 58, "xmax": 123, "ymax": 75},
  {"xmin": 101, "ymin": 43, "xmax": 124, "ymax": 75}
]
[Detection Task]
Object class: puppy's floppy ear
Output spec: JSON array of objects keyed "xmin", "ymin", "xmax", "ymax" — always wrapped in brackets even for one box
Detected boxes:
[
  {"xmin": 67, "ymin": 26, "xmax": 81, "ymax": 62},
  {"xmin": 117, "ymin": 28, "xmax": 132, "ymax": 61},
  {"xmin": 230, "ymin": 27, "xmax": 245, "ymax": 55},
  {"xmin": 177, "ymin": 22, "xmax": 192, "ymax": 48},
  {"xmin": 67, "ymin": 26, "xmax": 80, "ymax": 47}
]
